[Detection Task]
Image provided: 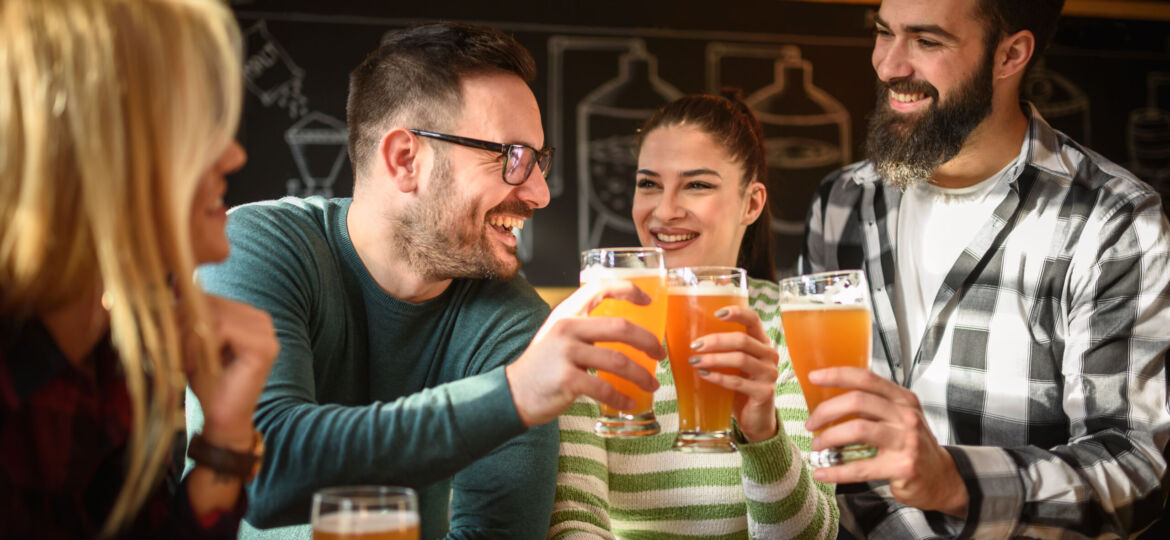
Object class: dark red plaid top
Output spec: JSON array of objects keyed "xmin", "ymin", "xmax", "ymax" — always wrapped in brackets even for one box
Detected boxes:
[{"xmin": 0, "ymin": 317, "xmax": 244, "ymax": 539}]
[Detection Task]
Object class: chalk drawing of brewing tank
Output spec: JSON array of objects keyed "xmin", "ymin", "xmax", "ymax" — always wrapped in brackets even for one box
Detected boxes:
[
  {"xmin": 1128, "ymin": 73, "xmax": 1170, "ymax": 207},
  {"xmin": 242, "ymin": 20, "xmax": 309, "ymax": 119},
  {"xmin": 1023, "ymin": 59, "xmax": 1090, "ymax": 145},
  {"xmin": 713, "ymin": 45, "xmax": 849, "ymax": 275},
  {"xmin": 577, "ymin": 40, "xmax": 683, "ymax": 250},
  {"xmin": 285, "ymin": 111, "xmax": 348, "ymax": 198}
]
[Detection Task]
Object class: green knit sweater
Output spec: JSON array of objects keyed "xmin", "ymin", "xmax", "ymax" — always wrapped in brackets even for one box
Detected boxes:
[
  {"xmin": 187, "ymin": 196, "xmax": 557, "ymax": 540},
  {"xmin": 549, "ymin": 278, "xmax": 838, "ymax": 539}
]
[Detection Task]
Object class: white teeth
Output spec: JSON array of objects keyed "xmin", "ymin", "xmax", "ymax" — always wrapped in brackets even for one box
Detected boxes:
[
  {"xmin": 891, "ymin": 91, "xmax": 926, "ymax": 103},
  {"xmin": 487, "ymin": 216, "xmax": 524, "ymax": 231},
  {"xmin": 656, "ymin": 232, "xmax": 696, "ymax": 243}
]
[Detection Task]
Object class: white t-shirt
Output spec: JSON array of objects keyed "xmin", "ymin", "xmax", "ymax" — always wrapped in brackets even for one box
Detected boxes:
[{"xmin": 893, "ymin": 168, "xmax": 1013, "ymax": 377}]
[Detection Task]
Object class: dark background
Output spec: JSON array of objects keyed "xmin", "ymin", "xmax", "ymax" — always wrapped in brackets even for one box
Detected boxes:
[{"xmin": 227, "ymin": 0, "xmax": 1170, "ymax": 286}]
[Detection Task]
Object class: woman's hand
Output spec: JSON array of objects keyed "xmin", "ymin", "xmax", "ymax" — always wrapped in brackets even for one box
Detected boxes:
[
  {"xmin": 182, "ymin": 293, "xmax": 278, "ymax": 517},
  {"xmin": 185, "ymin": 294, "xmax": 278, "ymax": 452},
  {"xmin": 688, "ymin": 305, "xmax": 780, "ymax": 443}
]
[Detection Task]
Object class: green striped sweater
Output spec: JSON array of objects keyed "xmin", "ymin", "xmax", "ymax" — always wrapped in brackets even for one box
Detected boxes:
[{"xmin": 549, "ymin": 278, "xmax": 838, "ymax": 539}]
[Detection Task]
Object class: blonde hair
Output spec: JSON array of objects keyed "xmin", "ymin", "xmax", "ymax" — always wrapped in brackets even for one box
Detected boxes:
[{"xmin": 0, "ymin": 0, "xmax": 242, "ymax": 534}]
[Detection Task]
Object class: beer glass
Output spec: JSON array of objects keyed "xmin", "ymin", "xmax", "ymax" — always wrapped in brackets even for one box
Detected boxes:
[
  {"xmin": 311, "ymin": 486, "xmax": 419, "ymax": 540},
  {"xmin": 777, "ymin": 270, "xmax": 878, "ymax": 468},
  {"xmin": 580, "ymin": 247, "xmax": 668, "ymax": 437},
  {"xmin": 666, "ymin": 266, "xmax": 748, "ymax": 453}
]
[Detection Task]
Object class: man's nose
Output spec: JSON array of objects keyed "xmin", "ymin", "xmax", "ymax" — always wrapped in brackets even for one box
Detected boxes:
[
  {"xmin": 516, "ymin": 165, "xmax": 551, "ymax": 209},
  {"xmin": 873, "ymin": 40, "xmax": 913, "ymax": 83}
]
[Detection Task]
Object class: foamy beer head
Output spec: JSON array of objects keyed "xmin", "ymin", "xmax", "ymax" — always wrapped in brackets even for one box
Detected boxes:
[
  {"xmin": 312, "ymin": 512, "xmax": 420, "ymax": 540},
  {"xmin": 580, "ymin": 265, "xmax": 664, "ymax": 285},
  {"xmin": 580, "ymin": 247, "xmax": 666, "ymax": 284},
  {"xmin": 666, "ymin": 266, "xmax": 747, "ymax": 296},
  {"xmin": 777, "ymin": 270, "xmax": 870, "ymax": 309},
  {"xmin": 311, "ymin": 486, "xmax": 419, "ymax": 540}
]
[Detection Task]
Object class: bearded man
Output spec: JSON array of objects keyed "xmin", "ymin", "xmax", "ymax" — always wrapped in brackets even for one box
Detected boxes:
[
  {"xmin": 187, "ymin": 22, "xmax": 664, "ymax": 539},
  {"xmin": 800, "ymin": 0, "xmax": 1170, "ymax": 538}
]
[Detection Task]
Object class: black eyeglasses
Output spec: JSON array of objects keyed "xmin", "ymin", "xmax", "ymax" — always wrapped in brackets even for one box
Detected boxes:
[{"xmin": 409, "ymin": 129, "xmax": 555, "ymax": 186}]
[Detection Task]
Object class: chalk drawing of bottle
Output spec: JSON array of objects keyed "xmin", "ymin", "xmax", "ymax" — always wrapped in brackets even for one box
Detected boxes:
[
  {"xmin": 242, "ymin": 20, "xmax": 308, "ymax": 119},
  {"xmin": 1022, "ymin": 59, "xmax": 1090, "ymax": 145},
  {"xmin": 1128, "ymin": 73, "xmax": 1170, "ymax": 213},
  {"xmin": 745, "ymin": 46, "xmax": 850, "ymax": 275},
  {"xmin": 284, "ymin": 111, "xmax": 348, "ymax": 198},
  {"xmin": 577, "ymin": 41, "xmax": 683, "ymax": 251}
]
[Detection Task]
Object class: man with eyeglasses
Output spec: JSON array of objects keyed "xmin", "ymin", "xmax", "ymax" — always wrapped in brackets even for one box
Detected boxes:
[{"xmin": 186, "ymin": 22, "xmax": 663, "ymax": 538}]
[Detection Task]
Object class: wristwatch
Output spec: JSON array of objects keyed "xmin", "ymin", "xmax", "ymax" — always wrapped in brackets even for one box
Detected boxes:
[{"xmin": 187, "ymin": 429, "xmax": 265, "ymax": 482}]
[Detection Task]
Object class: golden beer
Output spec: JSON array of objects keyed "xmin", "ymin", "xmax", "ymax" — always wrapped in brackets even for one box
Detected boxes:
[
  {"xmin": 666, "ymin": 267, "xmax": 748, "ymax": 452},
  {"xmin": 311, "ymin": 487, "xmax": 418, "ymax": 540},
  {"xmin": 777, "ymin": 270, "xmax": 878, "ymax": 467},
  {"xmin": 581, "ymin": 247, "xmax": 667, "ymax": 437},
  {"xmin": 779, "ymin": 304, "xmax": 872, "ymax": 426},
  {"xmin": 584, "ymin": 270, "xmax": 668, "ymax": 416},
  {"xmin": 312, "ymin": 512, "xmax": 420, "ymax": 540}
]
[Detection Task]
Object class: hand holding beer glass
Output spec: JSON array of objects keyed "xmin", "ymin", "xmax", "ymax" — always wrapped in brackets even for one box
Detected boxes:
[
  {"xmin": 666, "ymin": 267, "xmax": 748, "ymax": 452},
  {"xmin": 312, "ymin": 486, "xmax": 419, "ymax": 540},
  {"xmin": 777, "ymin": 270, "xmax": 878, "ymax": 467},
  {"xmin": 580, "ymin": 247, "xmax": 668, "ymax": 437}
]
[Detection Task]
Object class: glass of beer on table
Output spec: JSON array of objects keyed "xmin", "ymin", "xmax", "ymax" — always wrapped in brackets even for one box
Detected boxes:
[
  {"xmin": 666, "ymin": 266, "xmax": 748, "ymax": 453},
  {"xmin": 580, "ymin": 247, "xmax": 668, "ymax": 437},
  {"xmin": 311, "ymin": 486, "xmax": 419, "ymax": 540},
  {"xmin": 776, "ymin": 270, "xmax": 878, "ymax": 468}
]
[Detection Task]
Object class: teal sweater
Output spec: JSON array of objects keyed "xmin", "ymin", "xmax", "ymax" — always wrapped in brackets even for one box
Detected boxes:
[{"xmin": 187, "ymin": 197, "xmax": 556, "ymax": 539}]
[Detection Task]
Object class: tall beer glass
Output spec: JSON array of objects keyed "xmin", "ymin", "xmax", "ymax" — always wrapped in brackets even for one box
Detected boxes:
[
  {"xmin": 311, "ymin": 486, "xmax": 419, "ymax": 540},
  {"xmin": 666, "ymin": 266, "xmax": 748, "ymax": 453},
  {"xmin": 777, "ymin": 270, "xmax": 878, "ymax": 468},
  {"xmin": 581, "ymin": 247, "xmax": 668, "ymax": 437}
]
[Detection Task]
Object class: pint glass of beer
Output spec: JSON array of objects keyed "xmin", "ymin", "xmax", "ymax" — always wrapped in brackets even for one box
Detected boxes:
[
  {"xmin": 580, "ymin": 247, "xmax": 668, "ymax": 437},
  {"xmin": 311, "ymin": 486, "xmax": 419, "ymax": 540},
  {"xmin": 777, "ymin": 270, "xmax": 878, "ymax": 468},
  {"xmin": 666, "ymin": 266, "xmax": 748, "ymax": 453}
]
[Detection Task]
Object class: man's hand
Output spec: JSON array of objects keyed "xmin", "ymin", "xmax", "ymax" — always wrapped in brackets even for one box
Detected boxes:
[
  {"xmin": 804, "ymin": 367, "xmax": 969, "ymax": 517},
  {"xmin": 506, "ymin": 281, "xmax": 664, "ymax": 427}
]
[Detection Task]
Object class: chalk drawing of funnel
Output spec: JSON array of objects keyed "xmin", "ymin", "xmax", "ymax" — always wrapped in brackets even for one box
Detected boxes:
[{"xmin": 285, "ymin": 111, "xmax": 348, "ymax": 198}]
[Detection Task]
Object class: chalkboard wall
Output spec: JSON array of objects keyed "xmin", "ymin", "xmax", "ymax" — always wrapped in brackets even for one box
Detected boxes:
[{"xmin": 228, "ymin": 0, "xmax": 1170, "ymax": 286}]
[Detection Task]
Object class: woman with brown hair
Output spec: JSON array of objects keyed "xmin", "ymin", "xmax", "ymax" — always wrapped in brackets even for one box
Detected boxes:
[{"xmin": 550, "ymin": 91, "xmax": 837, "ymax": 539}]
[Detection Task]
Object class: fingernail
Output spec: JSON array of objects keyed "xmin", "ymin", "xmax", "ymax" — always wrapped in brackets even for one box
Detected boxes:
[
  {"xmin": 697, "ymin": 369, "xmax": 710, "ymax": 376},
  {"xmin": 688, "ymin": 356, "xmax": 701, "ymax": 365},
  {"xmin": 812, "ymin": 469, "xmax": 826, "ymax": 481},
  {"xmin": 690, "ymin": 340, "xmax": 703, "ymax": 350},
  {"xmin": 714, "ymin": 308, "xmax": 729, "ymax": 318}
]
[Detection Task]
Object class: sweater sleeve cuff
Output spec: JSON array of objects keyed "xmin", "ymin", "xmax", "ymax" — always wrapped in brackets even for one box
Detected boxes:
[
  {"xmin": 735, "ymin": 410, "xmax": 796, "ymax": 485},
  {"xmin": 944, "ymin": 444, "xmax": 1025, "ymax": 539},
  {"xmin": 448, "ymin": 365, "xmax": 529, "ymax": 455}
]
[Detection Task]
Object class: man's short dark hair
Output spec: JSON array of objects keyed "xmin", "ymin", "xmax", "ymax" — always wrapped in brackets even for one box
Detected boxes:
[
  {"xmin": 346, "ymin": 22, "xmax": 537, "ymax": 178},
  {"xmin": 975, "ymin": 0, "xmax": 1065, "ymax": 71}
]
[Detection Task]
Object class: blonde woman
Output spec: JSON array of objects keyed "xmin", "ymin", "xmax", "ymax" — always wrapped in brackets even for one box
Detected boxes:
[{"xmin": 0, "ymin": 0, "xmax": 277, "ymax": 537}]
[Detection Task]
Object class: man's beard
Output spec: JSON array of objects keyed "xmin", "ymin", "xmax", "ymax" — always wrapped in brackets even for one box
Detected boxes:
[
  {"xmin": 865, "ymin": 49, "xmax": 995, "ymax": 189},
  {"xmin": 394, "ymin": 153, "xmax": 531, "ymax": 281}
]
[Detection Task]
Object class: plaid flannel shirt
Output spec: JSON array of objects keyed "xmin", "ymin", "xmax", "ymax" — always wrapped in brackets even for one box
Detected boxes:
[
  {"xmin": 800, "ymin": 103, "xmax": 1170, "ymax": 539},
  {"xmin": 0, "ymin": 317, "xmax": 245, "ymax": 539}
]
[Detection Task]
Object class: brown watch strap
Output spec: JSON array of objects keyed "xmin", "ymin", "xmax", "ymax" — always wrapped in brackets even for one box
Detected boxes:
[{"xmin": 187, "ymin": 429, "xmax": 264, "ymax": 482}]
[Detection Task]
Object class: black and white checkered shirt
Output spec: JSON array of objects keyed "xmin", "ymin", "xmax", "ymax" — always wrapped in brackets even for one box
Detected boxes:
[{"xmin": 801, "ymin": 103, "xmax": 1170, "ymax": 539}]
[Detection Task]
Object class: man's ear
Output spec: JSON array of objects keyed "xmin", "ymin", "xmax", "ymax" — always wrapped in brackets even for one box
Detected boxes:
[
  {"xmin": 379, "ymin": 127, "xmax": 422, "ymax": 193},
  {"xmin": 741, "ymin": 182, "xmax": 767, "ymax": 225},
  {"xmin": 996, "ymin": 29, "xmax": 1035, "ymax": 81}
]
